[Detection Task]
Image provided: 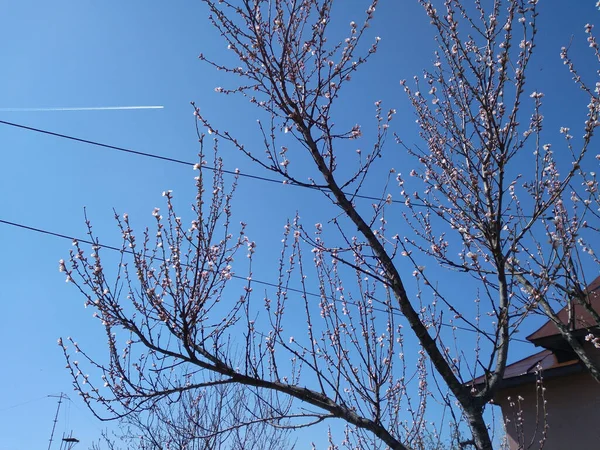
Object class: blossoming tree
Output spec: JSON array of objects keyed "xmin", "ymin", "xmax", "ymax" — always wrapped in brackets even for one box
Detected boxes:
[
  {"xmin": 60, "ymin": 1, "xmax": 599, "ymax": 449},
  {"xmin": 89, "ymin": 384, "xmax": 292, "ymax": 449}
]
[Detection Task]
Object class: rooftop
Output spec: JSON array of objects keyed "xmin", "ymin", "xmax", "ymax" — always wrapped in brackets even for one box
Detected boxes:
[
  {"xmin": 527, "ymin": 275, "xmax": 600, "ymax": 343},
  {"xmin": 472, "ymin": 275, "xmax": 600, "ymax": 389},
  {"xmin": 472, "ymin": 349, "xmax": 582, "ymax": 389}
]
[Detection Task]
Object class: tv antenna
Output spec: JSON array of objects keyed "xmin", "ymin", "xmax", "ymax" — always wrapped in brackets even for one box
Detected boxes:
[{"xmin": 48, "ymin": 393, "xmax": 79, "ymax": 450}]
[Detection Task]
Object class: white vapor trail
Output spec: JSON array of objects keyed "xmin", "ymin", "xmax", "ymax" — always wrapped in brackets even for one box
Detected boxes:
[{"xmin": 0, "ymin": 106, "xmax": 164, "ymax": 112}]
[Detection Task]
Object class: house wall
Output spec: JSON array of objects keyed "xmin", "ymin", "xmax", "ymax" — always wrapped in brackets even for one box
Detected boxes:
[{"xmin": 496, "ymin": 370, "xmax": 600, "ymax": 450}]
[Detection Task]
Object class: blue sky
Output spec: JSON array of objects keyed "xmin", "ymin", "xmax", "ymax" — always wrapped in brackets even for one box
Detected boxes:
[{"xmin": 1, "ymin": 1, "xmax": 598, "ymax": 448}]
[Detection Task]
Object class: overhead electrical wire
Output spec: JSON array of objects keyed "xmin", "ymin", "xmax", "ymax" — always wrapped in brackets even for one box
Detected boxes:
[
  {"xmin": 0, "ymin": 119, "xmax": 535, "ymax": 343},
  {"xmin": 0, "ymin": 395, "xmax": 51, "ymax": 412},
  {"xmin": 0, "ymin": 119, "xmax": 544, "ymax": 220},
  {"xmin": 0, "ymin": 119, "xmax": 396, "ymax": 204},
  {"xmin": 0, "ymin": 218, "xmax": 529, "ymax": 343}
]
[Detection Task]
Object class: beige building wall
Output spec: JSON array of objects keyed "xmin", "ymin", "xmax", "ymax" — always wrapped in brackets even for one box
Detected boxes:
[{"xmin": 496, "ymin": 370, "xmax": 600, "ymax": 450}]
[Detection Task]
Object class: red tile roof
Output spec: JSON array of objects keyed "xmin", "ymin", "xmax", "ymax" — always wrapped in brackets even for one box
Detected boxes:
[
  {"xmin": 527, "ymin": 275, "xmax": 600, "ymax": 342},
  {"xmin": 471, "ymin": 276, "xmax": 599, "ymax": 389},
  {"xmin": 472, "ymin": 349, "xmax": 581, "ymax": 387}
]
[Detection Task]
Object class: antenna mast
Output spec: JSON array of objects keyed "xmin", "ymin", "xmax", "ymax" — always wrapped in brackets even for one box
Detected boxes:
[{"xmin": 47, "ymin": 393, "xmax": 65, "ymax": 450}]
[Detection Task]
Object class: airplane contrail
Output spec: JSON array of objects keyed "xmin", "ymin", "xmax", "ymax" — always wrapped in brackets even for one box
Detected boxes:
[{"xmin": 0, "ymin": 106, "xmax": 164, "ymax": 112}]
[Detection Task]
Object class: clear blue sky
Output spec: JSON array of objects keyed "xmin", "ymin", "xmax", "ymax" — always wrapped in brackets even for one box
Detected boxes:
[{"xmin": 0, "ymin": 1, "xmax": 598, "ymax": 448}]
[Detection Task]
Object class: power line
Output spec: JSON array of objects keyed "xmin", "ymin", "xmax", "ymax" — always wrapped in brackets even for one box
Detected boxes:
[
  {"xmin": 0, "ymin": 217, "xmax": 530, "ymax": 343},
  {"xmin": 0, "ymin": 120, "xmax": 537, "ymax": 343},
  {"xmin": 0, "ymin": 119, "xmax": 280, "ymax": 186},
  {"xmin": 0, "ymin": 218, "xmax": 283, "ymax": 289},
  {"xmin": 0, "ymin": 395, "xmax": 50, "ymax": 412},
  {"xmin": 0, "ymin": 119, "xmax": 395, "ymax": 204},
  {"xmin": 0, "ymin": 119, "xmax": 545, "ymax": 220}
]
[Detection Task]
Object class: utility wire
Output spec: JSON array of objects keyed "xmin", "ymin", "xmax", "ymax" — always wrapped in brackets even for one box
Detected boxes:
[
  {"xmin": 0, "ymin": 219, "xmax": 288, "ymax": 292},
  {"xmin": 0, "ymin": 120, "xmax": 536, "ymax": 343},
  {"xmin": 0, "ymin": 120, "xmax": 280, "ymax": 186},
  {"xmin": 0, "ymin": 217, "xmax": 530, "ymax": 343},
  {"xmin": 0, "ymin": 119, "xmax": 394, "ymax": 203},
  {"xmin": 0, "ymin": 119, "xmax": 546, "ymax": 220},
  {"xmin": 0, "ymin": 395, "xmax": 51, "ymax": 412}
]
